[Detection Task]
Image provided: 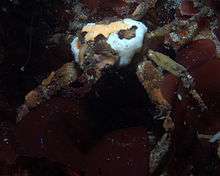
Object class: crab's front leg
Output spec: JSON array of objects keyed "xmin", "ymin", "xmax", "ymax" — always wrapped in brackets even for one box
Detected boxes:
[
  {"xmin": 17, "ymin": 62, "xmax": 79, "ymax": 121},
  {"xmin": 71, "ymin": 55, "xmax": 118, "ymax": 98},
  {"xmin": 136, "ymin": 59, "xmax": 173, "ymax": 122},
  {"xmin": 131, "ymin": 0, "xmax": 157, "ymax": 20},
  {"xmin": 136, "ymin": 60, "xmax": 174, "ymax": 173},
  {"xmin": 147, "ymin": 50, "xmax": 207, "ymax": 111},
  {"xmin": 136, "ymin": 56, "xmax": 196, "ymax": 175},
  {"xmin": 136, "ymin": 59, "xmax": 170, "ymax": 116}
]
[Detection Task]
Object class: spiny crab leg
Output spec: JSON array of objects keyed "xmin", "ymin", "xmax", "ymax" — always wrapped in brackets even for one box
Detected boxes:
[
  {"xmin": 17, "ymin": 62, "xmax": 78, "ymax": 122},
  {"xmin": 17, "ymin": 57, "xmax": 116, "ymax": 121},
  {"xmin": 71, "ymin": 59, "xmax": 116, "ymax": 96},
  {"xmin": 144, "ymin": 6, "xmax": 213, "ymax": 46},
  {"xmin": 17, "ymin": 3, "xmax": 212, "ymax": 121},
  {"xmin": 149, "ymin": 132, "xmax": 172, "ymax": 174},
  {"xmin": 147, "ymin": 50, "xmax": 207, "ymax": 111},
  {"xmin": 140, "ymin": 6, "xmax": 212, "ymax": 114},
  {"xmin": 136, "ymin": 58, "xmax": 176, "ymax": 130},
  {"xmin": 148, "ymin": 50, "xmax": 187, "ymax": 77},
  {"xmin": 131, "ymin": 0, "xmax": 157, "ymax": 20},
  {"xmin": 136, "ymin": 60, "xmax": 172, "ymax": 120},
  {"xmin": 131, "ymin": 1, "xmax": 148, "ymax": 20}
]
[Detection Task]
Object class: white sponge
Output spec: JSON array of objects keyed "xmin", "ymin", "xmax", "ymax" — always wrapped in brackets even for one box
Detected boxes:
[
  {"xmin": 70, "ymin": 18, "xmax": 148, "ymax": 66},
  {"xmin": 71, "ymin": 36, "xmax": 80, "ymax": 63}
]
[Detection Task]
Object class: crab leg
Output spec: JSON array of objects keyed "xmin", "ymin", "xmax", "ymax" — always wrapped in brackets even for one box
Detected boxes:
[
  {"xmin": 17, "ymin": 55, "xmax": 117, "ymax": 121},
  {"xmin": 131, "ymin": 0, "xmax": 157, "ymax": 20},
  {"xmin": 67, "ymin": 58, "xmax": 117, "ymax": 97},
  {"xmin": 136, "ymin": 59, "xmax": 175, "ymax": 174},
  {"xmin": 147, "ymin": 50, "xmax": 207, "ymax": 111},
  {"xmin": 136, "ymin": 59, "xmax": 172, "ymax": 120},
  {"xmin": 17, "ymin": 62, "xmax": 79, "ymax": 121},
  {"xmin": 144, "ymin": 6, "xmax": 213, "ymax": 46},
  {"xmin": 149, "ymin": 132, "xmax": 172, "ymax": 174}
]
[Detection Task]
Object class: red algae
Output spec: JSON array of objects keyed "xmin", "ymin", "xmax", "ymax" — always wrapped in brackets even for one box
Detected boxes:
[
  {"xmin": 176, "ymin": 39, "xmax": 216, "ymax": 70},
  {"xmin": 160, "ymin": 40, "xmax": 219, "ymax": 130},
  {"xmin": 83, "ymin": 0, "xmax": 139, "ymax": 18},
  {"xmin": 83, "ymin": 0, "xmax": 126, "ymax": 14},
  {"xmin": 179, "ymin": 0, "xmax": 198, "ymax": 17},
  {"xmin": 208, "ymin": 0, "xmax": 220, "ymax": 15},
  {"xmin": 161, "ymin": 74, "xmax": 179, "ymax": 105},
  {"xmin": 185, "ymin": 59, "xmax": 220, "ymax": 133},
  {"xmin": 159, "ymin": 59, "xmax": 220, "ymax": 175},
  {"xmin": 84, "ymin": 0, "xmax": 99, "ymax": 10},
  {"xmin": 84, "ymin": 0, "xmax": 126, "ymax": 10},
  {"xmin": 86, "ymin": 127, "xmax": 149, "ymax": 176},
  {"xmin": 167, "ymin": 59, "xmax": 220, "ymax": 175},
  {"xmin": 16, "ymin": 97, "xmax": 90, "ymax": 171}
]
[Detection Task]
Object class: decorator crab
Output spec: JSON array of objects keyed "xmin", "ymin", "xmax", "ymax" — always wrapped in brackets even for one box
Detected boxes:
[
  {"xmin": 17, "ymin": 3, "xmax": 209, "ymax": 119},
  {"xmin": 16, "ymin": 0, "xmax": 215, "ymax": 173}
]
